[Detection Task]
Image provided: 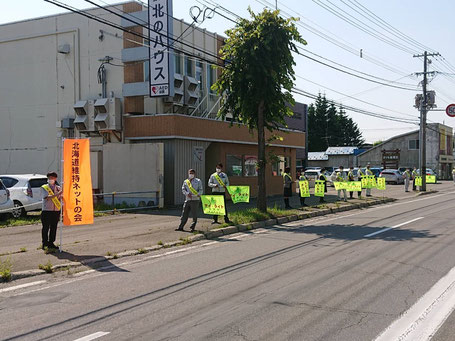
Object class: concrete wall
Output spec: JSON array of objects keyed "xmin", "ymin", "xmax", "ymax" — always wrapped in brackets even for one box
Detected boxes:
[
  {"xmin": 0, "ymin": 6, "xmax": 124, "ymax": 176},
  {"xmin": 103, "ymin": 142, "xmax": 164, "ymax": 207}
]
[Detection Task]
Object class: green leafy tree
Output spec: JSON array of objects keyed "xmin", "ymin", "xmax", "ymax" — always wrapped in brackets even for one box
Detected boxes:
[
  {"xmin": 213, "ymin": 8, "xmax": 306, "ymax": 212},
  {"xmin": 308, "ymin": 94, "xmax": 364, "ymax": 151}
]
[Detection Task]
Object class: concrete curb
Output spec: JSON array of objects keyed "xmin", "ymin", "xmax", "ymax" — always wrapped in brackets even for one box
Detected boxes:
[{"xmin": 7, "ymin": 197, "xmax": 395, "ymax": 283}]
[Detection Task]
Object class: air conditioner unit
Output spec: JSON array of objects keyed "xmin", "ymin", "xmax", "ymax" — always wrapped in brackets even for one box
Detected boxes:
[
  {"xmin": 73, "ymin": 100, "xmax": 95, "ymax": 132},
  {"xmin": 184, "ymin": 75, "xmax": 199, "ymax": 107},
  {"xmin": 61, "ymin": 117, "xmax": 75, "ymax": 129},
  {"xmin": 94, "ymin": 97, "xmax": 122, "ymax": 131},
  {"xmin": 163, "ymin": 74, "xmax": 184, "ymax": 106}
]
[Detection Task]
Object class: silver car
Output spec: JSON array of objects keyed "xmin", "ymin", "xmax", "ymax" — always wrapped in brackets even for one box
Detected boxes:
[
  {"xmin": 0, "ymin": 179, "xmax": 14, "ymax": 219},
  {"xmin": 379, "ymin": 169, "xmax": 404, "ymax": 184}
]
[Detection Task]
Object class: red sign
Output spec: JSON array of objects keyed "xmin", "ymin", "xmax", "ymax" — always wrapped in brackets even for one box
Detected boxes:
[{"xmin": 446, "ymin": 104, "xmax": 455, "ymax": 117}]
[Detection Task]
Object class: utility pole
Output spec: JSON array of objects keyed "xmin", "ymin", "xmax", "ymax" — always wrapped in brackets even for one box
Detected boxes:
[{"xmin": 413, "ymin": 51, "xmax": 439, "ymax": 191}]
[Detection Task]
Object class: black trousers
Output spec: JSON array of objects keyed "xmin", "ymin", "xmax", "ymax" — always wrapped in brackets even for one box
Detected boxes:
[
  {"xmin": 41, "ymin": 211, "xmax": 60, "ymax": 245},
  {"xmin": 179, "ymin": 200, "xmax": 199, "ymax": 229},
  {"xmin": 212, "ymin": 192, "xmax": 229, "ymax": 222}
]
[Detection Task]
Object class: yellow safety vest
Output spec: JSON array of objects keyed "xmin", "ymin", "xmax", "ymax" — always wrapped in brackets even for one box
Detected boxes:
[
  {"xmin": 365, "ymin": 169, "xmax": 373, "ymax": 176},
  {"xmin": 213, "ymin": 173, "xmax": 226, "ymax": 188},
  {"xmin": 336, "ymin": 172, "xmax": 345, "ymax": 182},
  {"xmin": 283, "ymin": 173, "xmax": 292, "ymax": 181},
  {"xmin": 319, "ymin": 173, "xmax": 327, "ymax": 181},
  {"xmin": 185, "ymin": 179, "xmax": 199, "ymax": 195},
  {"xmin": 42, "ymin": 184, "xmax": 61, "ymax": 210}
]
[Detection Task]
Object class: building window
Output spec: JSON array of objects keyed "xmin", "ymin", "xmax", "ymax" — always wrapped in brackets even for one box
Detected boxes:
[
  {"xmin": 144, "ymin": 60, "xmax": 149, "ymax": 82},
  {"xmin": 408, "ymin": 139, "xmax": 420, "ymax": 150},
  {"xmin": 185, "ymin": 56, "xmax": 194, "ymax": 77},
  {"xmin": 272, "ymin": 156, "xmax": 290, "ymax": 176},
  {"xmin": 207, "ymin": 64, "xmax": 216, "ymax": 93},
  {"xmin": 226, "ymin": 155, "xmax": 243, "ymax": 177},
  {"xmin": 174, "ymin": 53, "xmax": 182, "ymax": 74},
  {"xmin": 244, "ymin": 155, "xmax": 258, "ymax": 177}
]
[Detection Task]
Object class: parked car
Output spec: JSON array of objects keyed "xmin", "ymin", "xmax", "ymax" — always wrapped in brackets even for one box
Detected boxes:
[
  {"xmin": 0, "ymin": 179, "xmax": 14, "ymax": 220},
  {"xmin": 0, "ymin": 174, "xmax": 48, "ymax": 218},
  {"xmin": 304, "ymin": 169, "xmax": 331, "ymax": 187},
  {"xmin": 379, "ymin": 169, "xmax": 404, "ymax": 184}
]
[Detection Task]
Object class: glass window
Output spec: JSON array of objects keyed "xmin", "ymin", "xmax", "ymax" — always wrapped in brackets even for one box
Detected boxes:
[
  {"xmin": 174, "ymin": 53, "xmax": 182, "ymax": 74},
  {"xmin": 408, "ymin": 139, "xmax": 419, "ymax": 150},
  {"xmin": 244, "ymin": 155, "xmax": 258, "ymax": 177},
  {"xmin": 0, "ymin": 177, "xmax": 18, "ymax": 188},
  {"xmin": 226, "ymin": 155, "xmax": 243, "ymax": 177},
  {"xmin": 29, "ymin": 178, "xmax": 48, "ymax": 188},
  {"xmin": 207, "ymin": 64, "xmax": 216, "ymax": 93},
  {"xmin": 185, "ymin": 56, "xmax": 194, "ymax": 77},
  {"xmin": 144, "ymin": 60, "xmax": 149, "ymax": 82},
  {"xmin": 272, "ymin": 156, "xmax": 290, "ymax": 176}
]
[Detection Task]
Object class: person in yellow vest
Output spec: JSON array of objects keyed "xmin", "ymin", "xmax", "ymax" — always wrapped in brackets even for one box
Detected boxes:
[
  {"xmin": 336, "ymin": 166, "xmax": 347, "ymax": 202},
  {"xmin": 208, "ymin": 163, "xmax": 231, "ymax": 224},
  {"xmin": 319, "ymin": 168, "xmax": 328, "ymax": 203},
  {"xmin": 298, "ymin": 171, "xmax": 308, "ymax": 207},
  {"xmin": 348, "ymin": 166, "xmax": 359, "ymax": 199},
  {"xmin": 283, "ymin": 167, "xmax": 293, "ymax": 209},
  {"xmin": 40, "ymin": 172, "xmax": 62, "ymax": 250},
  {"xmin": 403, "ymin": 168, "xmax": 411, "ymax": 192},
  {"xmin": 357, "ymin": 166, "xmax": 364, "ymax": 198},
  {"xmin": 412, "ymin": 167, "xmax": 419, "ymax": 191},
  {"xmin": 177, "ymin": 169, "xmax": 203, "ymax": 232},
  {"xmin": 365, "ymin": 164, "xmax": 374, "ymax": 197}
]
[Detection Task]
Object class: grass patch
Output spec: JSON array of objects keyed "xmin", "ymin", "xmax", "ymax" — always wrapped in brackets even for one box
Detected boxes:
[
  {"xmin": 38, "ymin": 260, "xmax": 53, "ymax": 273},
  {"xmin": 0, "ymin": 257, "xmax": 12, "ymax": 282},
  {"xmin": 179, "ymin": 237, "xmax": 192, "ymax": 245},
  {"xmin": 137, "ymin": 248, "xmax": 148, "ymax": 254},
  {"xmin": 113, "ymin": 254, "xmax": 118, "ymax": 259},
  {"xmin": 19, "ymin": 247, "xmax": 27, "ymax": 253},
  {"xmin": 0, "ymin": 216, "xmax": 41, "ymax": 228},
  {"xmin": 106, "ymin": 251, "xmax": 113, "ymax": 257},
  {"xmin": 157, "ymin": 241, "xmax": 163, "ymax": 246},
  {"xmin": 94, "ymin": 201, "xmax": 137, "ymax": 212},
  {"xmin": 227, "ymin": 205, "xmax": 301, "ymax": 226}
]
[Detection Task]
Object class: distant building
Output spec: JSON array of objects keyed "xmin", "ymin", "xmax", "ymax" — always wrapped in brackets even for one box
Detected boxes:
[
  {"xmin": 356, "ymin": 123, "xmax": 453, "ymax": 179},
  {"xmin": 307, "ymin": 147, "xmax": 361, "ymax": 169}
]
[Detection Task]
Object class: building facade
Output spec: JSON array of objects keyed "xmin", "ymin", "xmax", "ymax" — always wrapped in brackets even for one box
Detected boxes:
[
  {"xmin": 356, "ymin": 123, "xmax": 453, "ymax": 179},
  {"xmin": 0, "ymin": 1, "xmax": 306, "ymax": 206}
]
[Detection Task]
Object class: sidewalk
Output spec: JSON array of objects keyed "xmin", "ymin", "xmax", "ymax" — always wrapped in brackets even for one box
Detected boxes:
[{"xmin": 0, "ymin": 182, "xmax": 449, "ymax": 275}]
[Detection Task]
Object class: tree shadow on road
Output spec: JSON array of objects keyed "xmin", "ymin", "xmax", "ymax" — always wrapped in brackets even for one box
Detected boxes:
[
  {"xmin": 270, "ymin": 222, "xmax": 439, "ymax": 242},
  {"xmin": 49, "ymin": 250, "xmax": 128, "ymax": 273}
]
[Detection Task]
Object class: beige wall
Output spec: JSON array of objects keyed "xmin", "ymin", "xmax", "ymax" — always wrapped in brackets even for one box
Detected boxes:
[
  {"xmin": 0, "ymin": 6, "xmax": 125, "ymax": 176},
  {"xmin": 103, "ymin": 142, "xmax": 164, "ymax": 207}
]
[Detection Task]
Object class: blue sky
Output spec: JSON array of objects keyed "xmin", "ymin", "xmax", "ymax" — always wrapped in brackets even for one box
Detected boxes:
[{"xmin": 2, "ymin": 0, "xmax": 454, "ymax": 143}]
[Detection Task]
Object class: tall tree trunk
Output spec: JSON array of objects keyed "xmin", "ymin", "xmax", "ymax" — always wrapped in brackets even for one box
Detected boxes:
[{"xmin": 257, "ymin": 100, "xmax": 267, "ymax": 212}]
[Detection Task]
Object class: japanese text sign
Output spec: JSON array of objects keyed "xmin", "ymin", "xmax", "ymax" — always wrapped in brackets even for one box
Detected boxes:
[
  {"xmin": 63, "ymin": 139, "xmax": 94, "ymax": 226},
  {"xmin": 376, "ymin": 177, "xmax": 386, "ymax": 190},
  {"xmin": 314, "ymin": 180, "xmax": 325, "ymax": 197},
  {"xmin": 201, "ymin": 195, "xmax": 226, "ymax": 215},
  {"xmin": 148, "ymin": 0, "xmax": 173, "ymax": 97},
  {"xmin": 299, "ymin": 181, "xmax": 310, "ymax": 198},
  {"xmin": 227, "ymin": 186, "xmax": 250, "ymax": 204}
]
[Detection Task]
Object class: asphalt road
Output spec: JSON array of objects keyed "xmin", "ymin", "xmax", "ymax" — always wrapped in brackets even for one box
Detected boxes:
[{"xmin": 1, "ymin": 187, "xmax": 455, "ymax": 341}]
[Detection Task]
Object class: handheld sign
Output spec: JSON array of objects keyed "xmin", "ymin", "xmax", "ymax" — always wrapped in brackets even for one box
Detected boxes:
[
  {"xmin": 227, "ymin": 186, "xmax": 250, "ymax": 203},
  {"xmin": 426, "ymin": 175, "xmax": 436, "ymax": 184},
  {"xmin": 346, "ymin": 181, "xmax": 362, "ymax": 192},
  {"xmin": 314, "ymin": 180, "xmax": 325, "ymax": 197},
  {"xmin": 299, "ymin": 180, "xmax": 310, "ymax": 198},
  {"xmin": 415, "ymin": 176, "xmax": 422, "ymax": 187},
  {"xmin": 376, "ymin": 177, "xmax": 386, "ymax": 190},
  {"xmin": 201, "ymin": 195, "xmax": 226, "ymax": 215}
]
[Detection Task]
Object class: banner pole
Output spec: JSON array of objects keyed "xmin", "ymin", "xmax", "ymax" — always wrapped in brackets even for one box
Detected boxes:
[{"xmin": 59, "ymin": 137, "xmax": 65, "ymax": 253}]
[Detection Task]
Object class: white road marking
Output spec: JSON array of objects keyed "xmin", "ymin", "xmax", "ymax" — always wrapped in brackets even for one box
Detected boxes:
[
  {"xmin": 364, "ymin": 217, "xmax": 424, "ymax": 237},
  {"xmin": 374, "ymin": 265, "xmax": 455, "ymax": 341},
  {"xmin": 0, "ymin": 280, "xmax": 46, "ymax": 293},
  {"xmin": 73, "ymin": 331, "xmax": 110, "ymax": 341}
]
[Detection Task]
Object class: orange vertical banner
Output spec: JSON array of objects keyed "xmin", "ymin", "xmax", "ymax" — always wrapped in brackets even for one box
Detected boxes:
[{"xmin": 63, "ymin": 139, "xmax": 94, "ymax": 226}]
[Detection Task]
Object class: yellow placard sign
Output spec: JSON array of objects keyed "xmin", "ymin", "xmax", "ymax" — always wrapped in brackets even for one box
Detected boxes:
[
  {"xmin": 377, "ymin": 177, "xmax": 386, "ymax": 190},
  {"xmin": 426, "ymin": 175, "xmax": 436, "ymax": 184},
  {"xmin": 299, "ymin": 180, "xmax": 310, "ymax": 198},
  {"xmin": 314, "ymin": 180, "xmax": 325, "ymax": 197},
  {"xmin": 201, "ymin": 195, "xmax": 226, "ymax": 215},
  {"xmin": 227, "ymin": 186, "xmax": 250, "ymax": 203},
  {"xmin": 346, "ymin": 181, "xmax": 362, "ymax": 192},
  {"xmin": 415, "ymin": 176, "xmax": 422, "ymax": 187}
]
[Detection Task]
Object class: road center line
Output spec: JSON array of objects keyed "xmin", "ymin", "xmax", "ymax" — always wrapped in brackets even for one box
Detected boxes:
[
  {"xmin": 0, "ymin": 280, "xmax": 46, "ymax": 294},
  {"xmin": 73, "ymin": 331, "xmax": 110, "ymax": 341},
  {"xmin": 364, "ymin": 217, "xmax": 424, "ymax": 238},
  {"xmin": 374, "ymin": 265, "xmax": 455, "ymax": 341}
]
